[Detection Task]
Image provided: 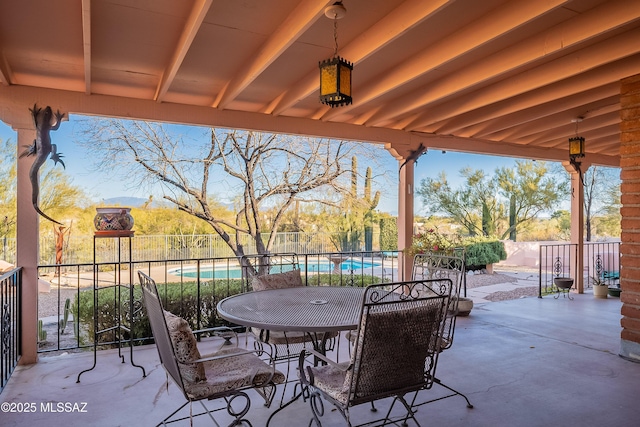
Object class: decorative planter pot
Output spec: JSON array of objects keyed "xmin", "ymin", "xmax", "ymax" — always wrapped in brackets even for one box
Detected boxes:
[
  {"xmin": 554, "ymin": 277, "xmax": 574, "ymax": 289},
  {"xmin": 608, "ymin": 287, "xmax": 621, "ymax": 297},
  {"xmin": 455, "ymin": 297, "xmax": 474, "ymax": 317},
  {"xmin": 593, "ymin": 285, "xmax": 608, "ymax": 299},
  {"xmin": 94, "ymin": 207, "xmax": 134, "ymax": 232}
]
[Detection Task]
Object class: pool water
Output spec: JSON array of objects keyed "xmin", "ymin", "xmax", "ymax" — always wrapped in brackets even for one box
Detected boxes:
[{"xmin": 169, "ymin": 259, "xmax": 381, "ymax": 280}]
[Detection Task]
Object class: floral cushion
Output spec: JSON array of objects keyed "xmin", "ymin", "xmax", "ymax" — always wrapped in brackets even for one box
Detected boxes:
[
  {"xmin": 163, "ymin": 310, "xmax": 206, "ymax": 384},
  {"xmin": 306, "ymin": 362, "xmax": 350, "ymax": 405},
  {"xmin": 251, "ymin": 269, "xmax": 303, "ymax": 291},
  {"xmin": 184, "ymin": 347, "xmax": 286, "ymax": 400}
]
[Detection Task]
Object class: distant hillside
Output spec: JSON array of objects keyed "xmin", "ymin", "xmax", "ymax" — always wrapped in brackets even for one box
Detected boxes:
[
  {"xmin": 101, "ymin": 196, "xmax": 233, "ymax": 210},
  {"xmin": 101, "ymin": 197, "xmax": 153, "ymax": 208}
]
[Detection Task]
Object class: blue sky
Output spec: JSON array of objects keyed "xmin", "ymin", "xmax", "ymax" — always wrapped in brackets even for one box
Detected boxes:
[{"xmin": 0, "ymin": 115, "xmax": 522, "ymax": 215}]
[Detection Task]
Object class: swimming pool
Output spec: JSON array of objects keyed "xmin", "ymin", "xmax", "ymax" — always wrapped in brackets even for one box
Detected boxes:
[{"xmin": 169, "ymin": 259, "xmax": 382, "ymax": 280}]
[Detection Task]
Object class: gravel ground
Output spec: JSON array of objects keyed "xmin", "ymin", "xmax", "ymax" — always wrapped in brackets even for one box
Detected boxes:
[
  {"xmin": 467, "ymin": 269, "xmax": 539, "ymax": 301},
  {"xmin": 39, "ymin": 288, "xmax": 80, "ymax": 318},
  {"xmin": 482, "ymin": 286, "xmax": 539, "ymax": 301},
  {"xmin": 465, "ymin": 272, "xmax": 517, "ymax": 289}
]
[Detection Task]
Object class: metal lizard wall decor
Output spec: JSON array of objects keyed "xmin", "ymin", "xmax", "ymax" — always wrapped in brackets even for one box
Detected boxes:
[{"xmin": 19, "ymin": 104, "xmax": 65, "ymax": 225}]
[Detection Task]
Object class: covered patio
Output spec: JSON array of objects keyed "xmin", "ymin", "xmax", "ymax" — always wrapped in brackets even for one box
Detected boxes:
[
  {"xmin": 1, "ymin": 1, "xmax": 640, "ymax": 422},
  {"xmin": 2, "ymin": 292, "xmax": 638, "ymax": 426}
]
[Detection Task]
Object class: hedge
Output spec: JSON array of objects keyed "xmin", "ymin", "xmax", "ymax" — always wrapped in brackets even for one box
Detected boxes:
[
  {"xmin": 73, "ymin": 279, "xmax": 245, "ymax": 346},
  {"xmin": 379, "ymin": 217, "xmax": 398, "ymax": 250},
  {"xmin": 72, "ymin": 274, "xmax": 384, "ymax": 347},
  {"xmin": 463, "ymin": 240, "xmax": 507, "ymax": 270}
]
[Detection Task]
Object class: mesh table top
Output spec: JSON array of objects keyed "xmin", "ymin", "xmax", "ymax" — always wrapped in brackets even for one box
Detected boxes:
[{"xmin": 217, "ymin": 286, "xmax": 365, "ymax": 332}]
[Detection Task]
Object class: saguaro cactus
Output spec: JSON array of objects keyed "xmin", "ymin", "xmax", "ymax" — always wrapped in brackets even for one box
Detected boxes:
[
  {"xmin": 332, "ymin": 157, "xmax": 381, "ymax": 252},
  {"xmin": 351, "ymin": 157, "xmax": 381, "ymax": 251}
]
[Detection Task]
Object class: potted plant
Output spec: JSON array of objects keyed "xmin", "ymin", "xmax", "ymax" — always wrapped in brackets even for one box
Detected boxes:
[{"xmin": 591, "ymin": 276, "xmax": 609, "ymax": 299}]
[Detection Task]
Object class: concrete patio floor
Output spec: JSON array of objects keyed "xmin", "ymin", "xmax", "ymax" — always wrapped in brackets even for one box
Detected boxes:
[{"xmin": 2, "ymin": 290, "xmax": 639, "ymax": 427}]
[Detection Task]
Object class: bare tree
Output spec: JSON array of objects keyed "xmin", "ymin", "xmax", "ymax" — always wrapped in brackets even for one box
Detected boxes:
[
  {"xmin": 583, "ymin": 166, "xmax": 621, "ymax": 241},
  {"xmin": 78, "ymin": 119, "xmax": 367, "ymax": 274}
]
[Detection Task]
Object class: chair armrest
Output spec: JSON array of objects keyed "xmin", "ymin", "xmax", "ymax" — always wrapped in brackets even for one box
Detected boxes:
[
  {"xmin": 192, "ymin": 325, "xmax": 235, "ymax": 335},
  {"xmin": 298, "ymin": 349, "xmax": 352, "ymax": 388},
  {"xmin": 196, "ymin": 348, "xmax": 255, "ymax": 363},
  {"xmin": 303, "ymin": 348, "xmax": 347, "ymax": 371},
  {"xmin": 193, "ymin": 326, "xmax": 238, "ymax": 345}
]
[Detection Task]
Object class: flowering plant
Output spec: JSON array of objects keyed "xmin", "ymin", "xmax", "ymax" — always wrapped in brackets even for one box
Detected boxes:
[{"xmin": 405, "ymin": 228, "xmax": 461, "ymax": 257}]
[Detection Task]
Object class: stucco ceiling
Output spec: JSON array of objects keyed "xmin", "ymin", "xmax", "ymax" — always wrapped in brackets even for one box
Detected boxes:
[{"xmin": 1, "ymin": 0, "xmax": 637, "ymax": 166}]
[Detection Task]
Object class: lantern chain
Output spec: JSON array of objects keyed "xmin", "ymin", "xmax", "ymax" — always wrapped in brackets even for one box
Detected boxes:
[{"xmin": 333, "ymin": 17, "xmax": 339, "ymax": 57}]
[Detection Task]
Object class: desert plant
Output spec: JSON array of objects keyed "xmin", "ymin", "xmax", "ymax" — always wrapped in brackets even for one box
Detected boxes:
[
  {"xmin": 379, "ymin": 216, "xmax": 397, "ymax": 251},
  {"xmin": 463, "ymin": 238, "xmax": 507, "ymax": 270},
  {"xmin": 37, "ymin": 319, "xmax": 47, "ymax": 344}
]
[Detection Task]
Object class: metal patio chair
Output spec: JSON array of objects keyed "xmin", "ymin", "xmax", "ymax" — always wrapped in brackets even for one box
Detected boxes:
[
  {"xmin": 137, "ymin": 271, "xmax": 285, "ymax": 426},
  {"xmin": 411, "ymin": 251, "xmax": 474, "ymax": 409},
  {"xmin": 243, "ymin": 253, "xmax": 339, "ymax": 404},
  {"xmin": 298, "ymin": 279, "xmax": 453, "ymax": 427}
]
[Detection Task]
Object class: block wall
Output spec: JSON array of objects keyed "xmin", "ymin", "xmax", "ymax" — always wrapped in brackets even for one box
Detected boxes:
[{"xmin": 620, "ymin": 74, "xmax": 640, "ymax": 362}]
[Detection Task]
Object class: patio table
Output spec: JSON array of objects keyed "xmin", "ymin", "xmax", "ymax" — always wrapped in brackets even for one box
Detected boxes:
[
  {"xmin": 217, "ymin": 286, "xmax": 365, "ymax": 333},
  {"xmin": 217, "ymin": 286, "xmax": 365, "ymax": 426}
]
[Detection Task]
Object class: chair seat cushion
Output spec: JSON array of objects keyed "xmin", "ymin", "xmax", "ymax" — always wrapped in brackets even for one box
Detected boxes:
[
  {"xmin": 251, "ymin": 269, "xmax": 303, "ymax": 291},
  {"xmin": 306, "ymin": 362, "xmax": 350, "ymax": 405},
  {"xmin": 184, "ymin": 347, "xmax": 286, "ymax": 400}
]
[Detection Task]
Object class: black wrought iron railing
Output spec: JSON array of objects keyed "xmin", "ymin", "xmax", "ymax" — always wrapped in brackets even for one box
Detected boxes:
[
  {"xmin": 539, "ymin": 241, "xmax": 620, "ymax": 296},
  {"xmin": 1, "ymin": 267, "xmax": 22, "ymax": 394},
  {"xmin": 36, "ymin": 251, "xmax": 399, "ymax": 354}
]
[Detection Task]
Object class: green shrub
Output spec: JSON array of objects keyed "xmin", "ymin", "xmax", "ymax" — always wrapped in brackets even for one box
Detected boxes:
[
  {"xmin": 463, "ymin": 239, "xmax": 507, "ymax": 270},
  {"xmin": 379, "ymin": 217, "xmax": 398, "ymax": 250},
  {"xmin": 305, "ymin": 273, "xmax": 386, "ymax": 287},
  {"xmin": 73, "ymin": 279, "xmax": 245, "ymax": 346}
]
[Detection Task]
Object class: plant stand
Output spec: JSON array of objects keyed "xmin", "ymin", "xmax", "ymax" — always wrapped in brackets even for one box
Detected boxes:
[
  {"xmin": 77, "ymin": 232, "xmax": 146, "ymax": 382},
  {"xmin": 553, "ymin": 277, "xmax": 574, "ymax": 300}
]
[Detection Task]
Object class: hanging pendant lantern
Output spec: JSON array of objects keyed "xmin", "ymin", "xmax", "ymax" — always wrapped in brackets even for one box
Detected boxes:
[
  {"xmin": 319, "ymin": 2, "xmax": 352, "ymax": 107},
  {"xmin": 568, "ymin": 117, "xmax": 586, "ymax": 178},
  {"xmin": 319, "ymin": 56, "xmax": 352, "ymax": 107},
  {"xmin": 568, "ymin": 136, "xmax": 585, "ymax": 160}
]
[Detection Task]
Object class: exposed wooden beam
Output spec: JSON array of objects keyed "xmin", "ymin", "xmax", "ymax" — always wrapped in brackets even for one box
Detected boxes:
[
  {"xmin": 154, "ymin": 0, "xmax": 212, "ymax": 102},
  {"xmin": 81, "ymin": 0, "xmax": 92, "ymax": 94},
  {"xmin": 323, "ymin": 0, "xmax": 569, "ymax": 123},
  {"xmin": 375, "ymin": 0, "xmax": 640, "ymax": 128},
  {"xmin": 215, "ymin": 0, "xmax": 330, "ymax": 109},
  {"xmin": 428, "ymin": 54, "xmax": 640, "ymax": 135},
  {"xmin": 0, "ymin": 83, "xmax": 610, "ymax": 166},
  {"xmin": 0, "ymin": 52, "xmax": 11, "ymax": 86},
  {"xmin": 404, "ymin": 27, "xmax": 640, "ymax": 130},
  {"xmin": 401, "ymin": 133, "xmax": 618, "ymax": 167},
  {"xmin": 493, "ymin": 103, "xmax": 619, "ymax": 143},
  {"xmin": 459, "ymin": 86, "xmax": 619, "ymax": 139},
  {"xmin": 535, "ymin": 121, "xmax": 620, "ymax": 148},
  {"xmin": 269, "ymin": 0, "xmax": 451, "ymax": 116}
]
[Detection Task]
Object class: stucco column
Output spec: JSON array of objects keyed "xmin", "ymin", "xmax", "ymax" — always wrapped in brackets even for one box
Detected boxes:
[
  {"xmin": 398, "ymin": 158, "xmax": 415, "ymax": 280},
  {"xmin": 562, "ymin": 161, "xmax": 586, "ymax": 294},
  {"xmin": 620, "ymin": 74, "xmax": 640, "ymax": 362},
  {"xmin": 15, "ymin": 126, "xmax": 39, "ymax": 364}
]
